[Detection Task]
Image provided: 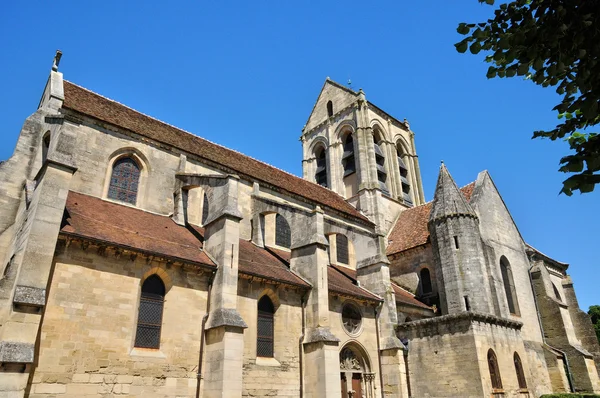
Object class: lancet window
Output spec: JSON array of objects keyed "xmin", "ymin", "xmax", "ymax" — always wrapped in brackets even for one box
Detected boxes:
[
  {"xmin": 134, "ymin": 275, "xmax": 165, "ymax": 349},
  {"xmin": 108, "ymin": 157, "xmax": 141, "ymax": 205}
]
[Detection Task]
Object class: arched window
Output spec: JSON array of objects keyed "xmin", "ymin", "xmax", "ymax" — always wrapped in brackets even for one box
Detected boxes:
[
  {"xmin": 396, "ymin": 144, "xmax": 412, "ymax": 205},
  {"xmin": 257, "ymin": 296, "xmax": 275, "ymax": 357},
  {"xmin": 327, "ymin": 100, "xmax": 333, "ymax": 117},
  {"xmin": 315, "ymin": 146, "xmax": 328, "ymax": 187},
  {"xmin": 500, "ymin": 256, "xmax": 520, "ymax": 315},
  {"xmin": 108, "ymin": 157, "xmax": 141, "ymax": 205},
  {"xmin": 488, "ymin": 349, "xmax": 503, "ymax": 390},
  {"xmin": 552, "ymin": 282, "xmax": 562, "ymax": 301},
  {"xmin": 275, "ymin": 214, "xmax": 291, "ymax": 248},
  {"xmin": 42, "ymin": 132, "xmax": 51, "ymax": 164},
  {"xmin": 134, "ymin": 275, "xmax": 165, "ymax": 349},
  {"xmin": 336, "ymin": 234, "xmax": 349, "ymax": 265},
  {"xmin": 420, "ymin": 268, "xmax": 432, "ymax": 295},
  {"xmin": 514, "ymin": 352, "xmax": 527, "ymax": 389},
  {"xmin": 202, "ymin": 193, "xmax": 209, "ymax": 225},
  {"xmin": 342, "ymin": 133, "xmax": 356, "ymax": 176},
  {"xmin": 373, "ymin": 132, "xmax": 389, "ymax": 195}
]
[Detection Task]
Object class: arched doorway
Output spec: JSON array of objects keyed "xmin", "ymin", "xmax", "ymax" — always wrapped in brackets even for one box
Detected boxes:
[{"xmin": 339, "ymin": 344, "xmax": 375, "ymax": 398}]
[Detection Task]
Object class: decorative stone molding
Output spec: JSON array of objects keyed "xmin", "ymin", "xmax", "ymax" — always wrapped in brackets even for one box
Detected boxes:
[
  {"xmin": 205, "ymin": 308, "xmax": 248, "ymax": 330},
  {"xmin": 396, "ymin": 311, "xmax": 523, "ymax": 336},
  {"xmin": 0, "ymin": 341, "xmax": 34, "ymax": 364},
  {"xmin": 13, "ymin": 285, "xmax": 46, "ymax": 308},
  {"xmin": 304, "ymin": 326, "xmax": 340, "ymax": 344}
]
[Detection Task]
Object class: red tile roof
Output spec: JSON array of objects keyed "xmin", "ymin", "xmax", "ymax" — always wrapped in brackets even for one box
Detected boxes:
[
  {"xmin": 390, "ymin": 283, "xmax": 432, "ymax": 310},
  {"xmin": 238, "ymin": 241, "xmax": 309, "ymax": 288},
  {"xmin": 328, "ymin": 265, "xmax": 382, "ymax": 302},
  {"xmin": 61, "ymin": 191, "xmax": 215, "ymax": 267},
  {"xmin": 62, "ymin": 81, "xmax": 371, "ymax": 225},
  {"xmin": 386, "ymin": 183, "xmax": 475, "ymax": 256}
]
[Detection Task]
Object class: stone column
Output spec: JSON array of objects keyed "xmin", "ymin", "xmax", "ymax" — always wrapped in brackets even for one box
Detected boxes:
[
  {"xmin": 176, "ymin": 173, "xmax": 247, "ymax": 398},
  {"xmin": 290, "ymin": 206, "xmax": 341, "ymax": 398},
  {"xmin": 357, "ymin": 237, "xmax": 407, "ymax": 397}
]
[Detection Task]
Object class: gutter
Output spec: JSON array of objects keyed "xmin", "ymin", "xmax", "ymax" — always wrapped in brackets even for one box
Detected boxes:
[{"xmin": 528, "ymin": 264, "xmax": 575, "ymax": 393}]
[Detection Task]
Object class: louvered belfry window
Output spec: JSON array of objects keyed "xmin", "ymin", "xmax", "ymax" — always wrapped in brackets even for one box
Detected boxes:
[
  {"xmin": 108, "ymin": 157, "xmax": 140, "ymax": 205},
  {"xmin": 336, "ymin": 234, "xmax": 349, "ymax": 265},
  {"xmin": 275, "ymin": 214, "xmax": 291, "ymax": 248},
  {"xmin": 134, "ymin": 275, "xmax": 165, "ymax": 349},
  {"xmin": 257, "ymin": 296, "xmax": 275, "ymax": 357},
  {"xmin": 488, "ymin": 349, "xmax": 503, "ymax": 390}
]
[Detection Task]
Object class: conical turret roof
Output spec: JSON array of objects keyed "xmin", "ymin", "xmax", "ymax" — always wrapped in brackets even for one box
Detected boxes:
[{"xmin": 429, "ymin": 163, "xmax": 477, "ymax": 223}]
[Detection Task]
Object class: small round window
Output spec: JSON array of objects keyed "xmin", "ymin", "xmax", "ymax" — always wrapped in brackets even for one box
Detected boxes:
[{"xmin": 342, "ymin": 302, "xmax": 362, "ymax": 335}]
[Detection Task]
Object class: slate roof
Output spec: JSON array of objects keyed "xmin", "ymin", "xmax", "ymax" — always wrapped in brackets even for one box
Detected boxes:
[
  {"xmin": 386, "ymin": 182, "xmax": 475, "ymax": 256},
  {"xmin": 62, "ymin": 81, "xmax": 371, "ymax": 225}
]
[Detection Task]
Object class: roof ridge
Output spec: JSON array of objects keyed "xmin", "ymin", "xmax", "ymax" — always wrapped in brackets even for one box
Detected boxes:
[{"xmin": 64, "ymin": 81, "xmax": 346, "ymax": 199}]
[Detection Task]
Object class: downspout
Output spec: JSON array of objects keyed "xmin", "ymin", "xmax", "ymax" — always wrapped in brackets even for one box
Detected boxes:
[
  {"xmin": 374, "ymin": 302, "xmax": 385, "ymax": 397},
  {"xmin": 196, "ymin": 271, "xmax": 215, "ymax": 398},
  {"xmin": 299, "ymin": 292, "xmax": 308, "ymax": 398},
  {"xmin": 528, "ymin": 264, "xmax": 575, "ymax": 393},
  {"xmin": 404, "ymin": 345, "xmax": 411, "ymax": 398}
]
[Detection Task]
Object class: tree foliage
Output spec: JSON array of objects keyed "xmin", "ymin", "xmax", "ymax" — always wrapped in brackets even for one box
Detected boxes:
[
  {"xmin": 589, "ymin": 305, "xmax": 600, "ymax": 344},
  {"xmin": 456, "ymin": 0, "xmax": 600, "ymax": 195}
]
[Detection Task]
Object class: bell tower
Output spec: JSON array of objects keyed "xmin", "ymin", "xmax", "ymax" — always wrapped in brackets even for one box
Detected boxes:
[{"xmin": 301, "ymin": 78, "xmax": 425, "ymax": 233}]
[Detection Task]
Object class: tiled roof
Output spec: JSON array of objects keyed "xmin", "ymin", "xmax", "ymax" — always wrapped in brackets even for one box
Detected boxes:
[
  {"xmin": 390, "ymin": 283, "xmax": 432, "ymax": 310},
  {"xmin": 62, "ymin": 81, "xmax": 371, "ymax": 225},
  {"xmin": 61, "ymin": 191, "xmax": 215, "ymax": 267},
  {"xmin": 238, "ymin": 241, "xmax": 310, "ymax": 288},
  {"xmin": 328, "ymin": 265, "xmax": 382, "ymax": 302},
  {"xmin": 331, "ymin": 265, "xmax": 429, "ymax": 309},
  {"xmin": 386, "ymin": 183, "xmax": 475, "ymax": 256}
]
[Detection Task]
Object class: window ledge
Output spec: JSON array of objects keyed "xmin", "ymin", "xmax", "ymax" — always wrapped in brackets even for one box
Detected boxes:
[
  {"xmin": 255, "ymin": 357, "xmax": 280, "ymax": 367},
  {"xmin": 129, "ymin": 347, "xmax": 166, "ymax": 359}
]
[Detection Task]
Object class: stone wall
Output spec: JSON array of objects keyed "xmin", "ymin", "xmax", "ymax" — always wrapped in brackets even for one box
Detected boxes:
[{"xmin": 28, "ymin": 241, "xmax": 210, "ymax": 397}]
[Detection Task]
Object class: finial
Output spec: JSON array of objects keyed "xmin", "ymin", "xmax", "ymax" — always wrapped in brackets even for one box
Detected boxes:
[
  {"xmin": 52, "ymin": 50, "xmax": 63, "ymax": 72},
  {"xmin": 441, "ymin": 160, "xmax": 444, "ymax": 165},
  {"xmin": 347, "ymin": 78, "xmax": 352, "ymax": 88},
  {"xmin": 326, "ymin": 76, "xmax": 331, "ymax": 81}
]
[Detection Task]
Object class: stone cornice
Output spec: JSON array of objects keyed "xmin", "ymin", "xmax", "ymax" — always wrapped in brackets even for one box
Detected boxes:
[{"xmin": 396, "ymin": 311, "xmax": 523, "ymax": 331}]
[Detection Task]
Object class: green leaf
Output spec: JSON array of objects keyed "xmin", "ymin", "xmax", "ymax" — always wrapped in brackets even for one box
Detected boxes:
[
  {"xmin": 470, "ymin": 42, "xmax": 482, "ymax": 54},
  {"xmin": 457, "ymin": 23, "xmax": 470, "ymax": 35},
  {"xmin": 456, "ymin": 41, "xmax": 468, "ymax": 53}
]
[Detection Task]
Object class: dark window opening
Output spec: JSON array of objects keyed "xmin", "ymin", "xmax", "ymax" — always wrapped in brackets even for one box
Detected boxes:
[
  {"xmin": 420, "ymin": 268, "xmax": 432, "ymax": 295},
  {"xmin": 202, "ymin": 193, "xmax": 209, "ymax": 225},
  {"xmin": 327, "ymin": 100, "xmax": 333, "ymax": 117},
  {"xmin": 514, "ymin": 352, "xmax": 527, "ymax": 389},
  {"xmin": 134, "ymin": 275, "xmax": 165, "ymax": 349},
  {"xmin": 257, "ymin": 296, "xmax": 275, "ymax": 357},
  {"xmin": 42, "ymin": 133, "xmax": 51, "ymax": 164},
  {"xmin": 342, "ymin": 134, "xmax": 356, "ymax": 176},
  {"xmin": 336, "ymin": 234, "xmax": 349, "ymax": 265},
  {"xmin": 275, "ymin": 214, "xmax": 291, "ymax": 248},
  {"xmin": 500, "ymin": 256, "xmax": 520, "ymax": 315},
  {"xmin": 341, "ymin": 303, "xmax": 362, "ymax": 334},
  {"xmin": 464, "ymin": 296, "xmax": 471, "ymax": 311},
  {"xmin": 315, "ymin": 147, "xmax": 328, "ymax": 187},
  {"xmin": 454, "ymin": 236, "xmax": 459, "ymax": 249},
  {"xmin": 552, "ymin": 283, "xmax": 562, "ymax": 302},
  {"xmin": 108, "ymin": 157, "xmax": 141, "ymax": 205},
  {"xmin": 488, "ymin": 349, "xmax": 503, "ymax": 389}
]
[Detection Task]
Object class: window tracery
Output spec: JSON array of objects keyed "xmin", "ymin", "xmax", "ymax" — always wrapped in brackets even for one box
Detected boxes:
[{"xmin": 108, "ymin": 157, "xmax": 140, "ymax": 205}]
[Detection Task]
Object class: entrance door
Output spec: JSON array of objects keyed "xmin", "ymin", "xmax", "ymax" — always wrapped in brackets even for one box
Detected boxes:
[
  {"xmin": 352, "ymin": 373, "xmax": 362, "ymax": 398},
  {"xmin": 341, "ymin": 373, "xmax": 347, "ymax": 398}
]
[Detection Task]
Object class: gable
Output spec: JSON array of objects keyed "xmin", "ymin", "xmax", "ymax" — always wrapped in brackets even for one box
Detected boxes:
[{"xmin": 303, "ymin": 79, "xmax": 358, "ymax": 133}]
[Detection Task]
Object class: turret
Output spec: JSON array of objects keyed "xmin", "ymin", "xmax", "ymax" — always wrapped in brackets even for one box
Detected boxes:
[{"xmin": 428, "ymin": 164, "xmax": 493, "ymax": 315}]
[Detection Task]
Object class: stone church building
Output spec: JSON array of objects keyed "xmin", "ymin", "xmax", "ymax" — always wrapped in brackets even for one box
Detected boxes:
[{"xmin": 0, "ymin": 54, "xmax": 598, "ymax": 397}]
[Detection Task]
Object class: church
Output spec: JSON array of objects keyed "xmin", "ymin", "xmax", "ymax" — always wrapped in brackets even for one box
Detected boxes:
[{"xmin": 0, "ymin": 53, "xmax": 598, "ymax": 398}]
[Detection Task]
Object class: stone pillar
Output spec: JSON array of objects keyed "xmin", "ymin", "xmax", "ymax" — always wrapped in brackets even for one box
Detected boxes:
[
  {"xmin": 408, "ymin": 129, "xmax": 425, "ymax": 205},
  {"xmin": 290, "ymin": 206, "xmax": 340, "ymax": 398},
  {"xmin": 357, "ymin": 237, "xmax": 407, "ymax": 397},
  {"xmin": 176, "ymin": 173, "xmax": 247, "ymax": 398},
  {"xmin": 0, "ymin": 159, "xmax": 75, "ymax": 396}
]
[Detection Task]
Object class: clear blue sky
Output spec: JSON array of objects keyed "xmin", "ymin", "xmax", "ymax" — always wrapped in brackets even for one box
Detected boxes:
[{"xmin": 1, "ymin": 2, "xmax": 597, "ymax": 310}]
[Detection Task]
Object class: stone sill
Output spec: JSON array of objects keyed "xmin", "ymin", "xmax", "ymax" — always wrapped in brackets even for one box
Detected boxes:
[
  {"xmin": 129, "ymin": 347, "xmax": 166, "ymax": 359},
  {"xmin": 255, "ymin": 357, "xmax": 281, "ymax": 367}
]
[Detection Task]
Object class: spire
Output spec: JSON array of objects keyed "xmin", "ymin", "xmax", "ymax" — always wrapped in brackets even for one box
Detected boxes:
[{"xmin": 429, "ymin": 163, "xmax": 476, "ymax": 223}]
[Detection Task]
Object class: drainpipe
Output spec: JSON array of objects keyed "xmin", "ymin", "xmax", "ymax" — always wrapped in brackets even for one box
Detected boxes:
[
  {"xmin": 196, "ymin": 271, "xmax": 215, "ymax": 398},
  {"xmin": 528, "ymin": 264, "xmax": 575, "ymax": 393},
  {"xmin": 403, "ymin": 346, "xmax": 411, "ymax": 398},
  {"xmin": 299, "ymin": 292, "xmax": 308, "ymax": 398},
  {"xmin": 374, "ymin": 302, "xmax": 385, "ymax": 397}
]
